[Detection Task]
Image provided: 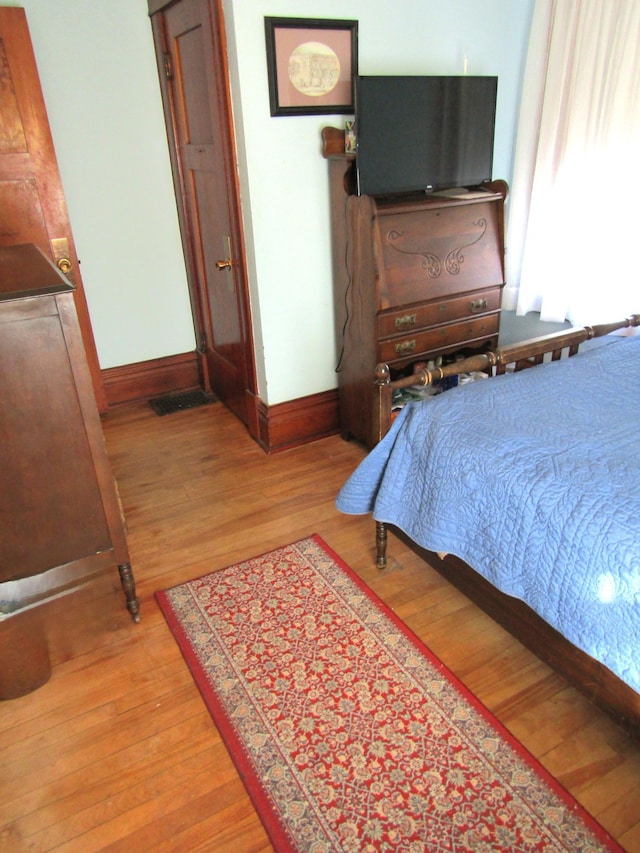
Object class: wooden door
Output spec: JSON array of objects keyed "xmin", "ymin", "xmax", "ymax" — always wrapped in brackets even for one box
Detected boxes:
[
  {"xmin": 0, "ymin": 7, "xmax": 107, "ymax": 412},
  {"xmin": 149, "ymin": 0, "xmax": 257, "ymax": 433}
]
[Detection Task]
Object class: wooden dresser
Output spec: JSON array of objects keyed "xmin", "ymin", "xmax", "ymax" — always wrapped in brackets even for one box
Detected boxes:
[
  {"xmin": 0, "ymin": 244, "xmax": 139, "ymax": 699},
  {"xmin": 322, "ymin": 127, "xmax": 507, "ymax": 448}
]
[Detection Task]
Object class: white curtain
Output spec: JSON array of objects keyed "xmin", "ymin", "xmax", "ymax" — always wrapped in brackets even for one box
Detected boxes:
[{"xmin": 507, "ymin": 0, "xmax": 640, "ymax": 325}]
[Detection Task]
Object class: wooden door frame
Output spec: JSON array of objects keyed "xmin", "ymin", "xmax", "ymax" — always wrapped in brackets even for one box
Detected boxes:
[{"xmin": 148, "ymin": 0, "xmax": 259, "ymax": 440}]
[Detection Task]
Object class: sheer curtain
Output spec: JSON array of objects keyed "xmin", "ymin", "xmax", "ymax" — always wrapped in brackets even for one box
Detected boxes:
[{"xmin": 507, "ymin": 0, "xmax": 640, "ymax": 325}]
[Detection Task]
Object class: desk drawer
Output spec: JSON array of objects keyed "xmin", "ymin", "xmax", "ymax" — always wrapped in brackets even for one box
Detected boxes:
[
  {"xmin": 377, "ymin": 313, "xmax": 500, "ymax": 363},
  {"xmin": 377, "ymin": 288, "xmax": 501, "ymax": 339}
]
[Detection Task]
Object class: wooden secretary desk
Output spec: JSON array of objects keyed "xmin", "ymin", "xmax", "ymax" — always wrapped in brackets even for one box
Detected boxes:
[
  {"xmin": 0, "ymin": 244, "xmax": 139, "ymax": 699},
  {"xmin": 322, "ymin": 127, "xmax": 507, "ymax": 448}
]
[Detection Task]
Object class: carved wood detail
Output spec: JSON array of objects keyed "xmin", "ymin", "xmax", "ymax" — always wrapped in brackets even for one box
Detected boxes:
[{"xmin": 386, "ymin": 217, "xmax": 488, "ymax": 279}]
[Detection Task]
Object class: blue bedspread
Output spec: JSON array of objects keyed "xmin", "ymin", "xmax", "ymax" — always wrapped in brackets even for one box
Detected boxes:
[{"xmin": 337, "ymin": 337, "xmax": 640, "ymax": 692}]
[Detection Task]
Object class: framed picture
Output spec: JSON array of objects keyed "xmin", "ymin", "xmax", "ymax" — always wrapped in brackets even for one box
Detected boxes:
[{"xmin": 265, "ymin": 17, "xmax": 358, "ymax": 117}]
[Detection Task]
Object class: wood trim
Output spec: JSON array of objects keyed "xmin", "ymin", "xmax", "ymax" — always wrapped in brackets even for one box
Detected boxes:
[
  {"xmin": 102, "ymin": 355, "xmax": 339, "ymax": 454},
  {"xmin": 147, "ymin": 0, "xmax": 169, "ymax": 13},
  {"xmin": 102, "ymin": 351, "xmax": 201, "ymax": 408},
  {"xmin": 244, "ymin": 387, "xmax": 261, "ymax": 443},
  {"xmin": 256, "ymin": 389, "xmax": 340, "ymax": 453}
]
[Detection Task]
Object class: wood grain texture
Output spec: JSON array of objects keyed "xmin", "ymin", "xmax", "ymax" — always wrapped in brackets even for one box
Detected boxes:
[
  {"xmin": 0, "ymin": 8, "xmax": 106, "ymax": 412},
  {"xmin": 256, "ymin": 390, "xmax": 339, "ymax": 453},
  {"xmin": 326, "ymin": 165, "xmax": 505, "ymax": 448},
  {"xmin": 101, "ymin": 352, "xmax": 201, "ymax": 408},
  {"xmin": 1, "ymin": 402, "xmax": 638, "ymax": 851}
]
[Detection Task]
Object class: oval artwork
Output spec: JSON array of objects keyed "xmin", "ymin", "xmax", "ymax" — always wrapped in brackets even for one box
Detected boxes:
[{"xmin": 288, "ymin": 41, "xmax": 340, "ymax": 97}]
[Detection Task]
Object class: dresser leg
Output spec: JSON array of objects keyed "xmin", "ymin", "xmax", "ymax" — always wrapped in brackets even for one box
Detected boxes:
[
  {"xmin": 376, "ymin": 521, "xmax": 387, "ymax": 569},
  {"xmin": 118, "ymin": 563, "xmax": 141, "ymax": 623}
]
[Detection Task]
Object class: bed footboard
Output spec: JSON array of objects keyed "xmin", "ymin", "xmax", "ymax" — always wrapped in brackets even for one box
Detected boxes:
[{"xmin": 374, "ymin": 315, "xmax": 639, "ymax": 442}]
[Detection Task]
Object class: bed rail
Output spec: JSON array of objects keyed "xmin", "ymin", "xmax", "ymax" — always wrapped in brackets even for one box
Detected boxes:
[
  {"xmin": 369, "ymin": 314, "xmax": 640, "ymax": 732},
  {"xmin": 374, "ymin": 315, "xmax": 640, "ymax": 443}
]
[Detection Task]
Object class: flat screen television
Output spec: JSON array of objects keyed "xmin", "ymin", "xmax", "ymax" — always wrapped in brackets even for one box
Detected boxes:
[{"xmin": 355, "ymin": 75, "xmax": 497, "ymax": 197}]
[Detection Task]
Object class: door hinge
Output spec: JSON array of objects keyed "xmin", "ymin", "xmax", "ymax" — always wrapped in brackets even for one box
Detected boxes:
[{"xmin": 163, "ymin": 52, "xmax": 173, "ymax": 80}]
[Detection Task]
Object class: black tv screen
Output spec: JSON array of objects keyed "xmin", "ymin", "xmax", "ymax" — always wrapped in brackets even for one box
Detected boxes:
[{"xmin": 355, "ymin": 75, "xmax": 497, "ymax": 196}]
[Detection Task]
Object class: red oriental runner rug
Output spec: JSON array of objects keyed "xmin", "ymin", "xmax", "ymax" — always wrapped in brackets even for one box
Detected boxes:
[{"xmin": 156, "ymin": 535, "xmax": 622, "ymax": 853}]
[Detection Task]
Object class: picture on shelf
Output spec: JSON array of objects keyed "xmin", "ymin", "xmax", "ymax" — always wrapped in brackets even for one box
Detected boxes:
[{"xmin": 345, "ymin": 120, "xmax": 357, "ymax": 154}]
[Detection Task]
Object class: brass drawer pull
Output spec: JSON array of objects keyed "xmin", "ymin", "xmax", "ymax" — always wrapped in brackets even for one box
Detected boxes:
[
  {"xmin": 470, "ymin": 298, "xmax": 489, "ymax": 313},
  {"xmin": 394, "ymin": 313, "xmax": 417, "ymax": 330},
  {"xmin": 395, "ymin": 339, "xmax": 416, "ymax": 356}
]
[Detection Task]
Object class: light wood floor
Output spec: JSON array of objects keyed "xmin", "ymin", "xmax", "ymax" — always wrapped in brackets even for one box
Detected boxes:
[{"xmin": 1, "ymin": 401, "xmax": 639, "ymax": 852}]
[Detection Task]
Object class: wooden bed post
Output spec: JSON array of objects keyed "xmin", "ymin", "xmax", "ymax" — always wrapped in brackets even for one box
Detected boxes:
[
  {"xmin": 374, "ymin": 363, "xmax": 393, "ymax": 443},
  {"xmin": 376, "ymin": 521, "xmax": 387, "ymax": 569}
]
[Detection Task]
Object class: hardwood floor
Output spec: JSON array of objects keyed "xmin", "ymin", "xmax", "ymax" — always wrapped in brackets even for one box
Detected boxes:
[{"xmin": 1, "ymin": 401, "xmax": 639, "ymax": 852}]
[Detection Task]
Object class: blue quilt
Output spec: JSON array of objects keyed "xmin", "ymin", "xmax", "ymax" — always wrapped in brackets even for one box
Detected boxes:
[{"xmin": 336, "ymin": 337, "xmax": 640, "ymax": 692}]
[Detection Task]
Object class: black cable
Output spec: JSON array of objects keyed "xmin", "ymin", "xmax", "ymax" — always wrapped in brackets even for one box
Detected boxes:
[{"xmin": 335, "ymin": 193, "xmax": 352, "ymax": 373}]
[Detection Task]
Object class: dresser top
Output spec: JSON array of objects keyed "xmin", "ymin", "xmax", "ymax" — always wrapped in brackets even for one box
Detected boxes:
[{"xmin": 0, "ymin": 244, "xmax": 74, "ymax": 302}]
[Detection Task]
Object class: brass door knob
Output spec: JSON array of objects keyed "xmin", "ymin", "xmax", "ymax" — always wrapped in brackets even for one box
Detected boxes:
[
  {"xmin": 57, "ymin": 257, "xmax": 72, "ymax": 274},
  {"xmin": 215, "ymin": 259, "xmax": 232, "ymax": 271}
]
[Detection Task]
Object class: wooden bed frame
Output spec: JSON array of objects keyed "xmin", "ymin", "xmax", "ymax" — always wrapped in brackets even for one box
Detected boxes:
[{"xmin": 373, "ymin": 315, "xmax": 640, "ymax": 737}]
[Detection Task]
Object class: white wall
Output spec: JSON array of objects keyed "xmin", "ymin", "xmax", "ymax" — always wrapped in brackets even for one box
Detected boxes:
[
  {"xmin": 1, "ymin": 0, "xmax": 195, "ymax": 369},
  {"xmin": 3, "ymin": 0, "xmax": 534, "ymax": 403},
  {"xmin": 224, "ymin": 0, "xmax": 534, "ymax": 403}
]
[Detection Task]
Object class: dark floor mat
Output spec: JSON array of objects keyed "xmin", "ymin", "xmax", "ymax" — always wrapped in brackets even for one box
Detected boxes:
[{"xmin": 148, "ymin": 389, "xmax": 217, "ymax": 416}]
